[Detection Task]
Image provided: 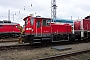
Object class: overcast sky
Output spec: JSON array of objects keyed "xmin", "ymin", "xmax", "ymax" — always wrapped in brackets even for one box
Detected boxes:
[{"xmin": 0, "ymin": 0, "xmax": 90, "ymax": 26}]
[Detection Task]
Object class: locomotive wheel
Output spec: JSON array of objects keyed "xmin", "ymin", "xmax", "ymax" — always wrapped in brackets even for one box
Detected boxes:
[
  {"xmin": 87, "ymin": 32, "xmax": 90, "ymax": 42},
  {"xmin": 27, "ymin": 35, "xmax": 34, "ymax": 45},
  {"xmin": 0, "ymin": 36, "xmax": 1, "ymax": 39},
  {"xmin": 69, "ymin": 34, "xmax": 75, "ymax": 42},
  {"xmin": 29, "ymin": 39, "xmax": 34, "ymax": 45},
  {"xmin": 77, "ymin": 34, "xmax": 81, "ymax": 42}
]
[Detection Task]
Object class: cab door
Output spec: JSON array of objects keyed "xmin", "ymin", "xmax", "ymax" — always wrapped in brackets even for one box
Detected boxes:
[
  {"xmin": 36, "ymin": 19, "xmax": 42, "ymax": 36},
  {"xmin": 35, "ymin": 18, "xmax": 51, "ymax": 36}
]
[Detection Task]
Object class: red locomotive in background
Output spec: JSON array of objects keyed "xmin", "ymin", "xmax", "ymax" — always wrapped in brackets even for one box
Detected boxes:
[
  {"xmin": 74, "ymin": 16, "xmax": 90, "ymax": 41},
  {"xmin": 21, "ymin": 15, "xmax": 90, "ymax": 45},
  {"xmin": 0, "ymin": 20, "xmax": 21, "ymax": 38}
]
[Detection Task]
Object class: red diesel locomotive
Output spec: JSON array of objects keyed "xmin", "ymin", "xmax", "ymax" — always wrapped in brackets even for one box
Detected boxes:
[
  {"xmin": 21, "ymin": 15, "xmax": 90, "ymax": 45},
  {"xmin": 0, "ymin": 20, "xmax": 21, "ymax": 38}
]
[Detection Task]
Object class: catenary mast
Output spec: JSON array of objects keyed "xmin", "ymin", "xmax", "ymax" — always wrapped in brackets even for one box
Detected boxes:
[{"xmin": 51, "ymin": 0, "xmax": 57, "ymax": 22}]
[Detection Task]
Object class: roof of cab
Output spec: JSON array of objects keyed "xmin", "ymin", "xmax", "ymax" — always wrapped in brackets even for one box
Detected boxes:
[{"xmin": 23, "ymin": 16, "xmax": 51, "ymax": 21}]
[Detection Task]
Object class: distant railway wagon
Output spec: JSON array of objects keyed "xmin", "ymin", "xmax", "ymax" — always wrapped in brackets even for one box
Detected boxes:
[
  {"xmin": 0, "ymin": 20, "xmax": 21, "ymax": 38},
  {"xmin": 21, "ymin": 15, "xmax": 90, "ymax": 45},
  {"xmin": 74, "ymin": 18, "xmax": 90, "ymax": 40}
]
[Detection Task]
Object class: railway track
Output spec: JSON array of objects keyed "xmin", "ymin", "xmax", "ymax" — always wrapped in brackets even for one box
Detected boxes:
[
  {"xmin": 0, "ymin": 38, "xmax": 89, "ymax": 50},
  {"xmin": 0, "ymin": 41, "xmax": 90, "ymax": 60},
  {"xmin": 0, "ymin": 44, "xmax": 33, "ymax": 51},
  {"xmin": 39, "ymin": 49, "xmax": 90, "ymax": 60},
  {"xmin": 0, "ymin": 38, "xmax": 19, "ymax": 42}
]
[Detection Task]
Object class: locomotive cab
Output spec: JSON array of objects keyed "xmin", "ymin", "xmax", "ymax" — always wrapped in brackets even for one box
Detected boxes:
[
  {"xmin": 23, "ymin": 16, "xmax": 52, "ymax": 44},
  {"xmin": 23, "ymin": 16, "xmax": 52, "ymax": 36}
]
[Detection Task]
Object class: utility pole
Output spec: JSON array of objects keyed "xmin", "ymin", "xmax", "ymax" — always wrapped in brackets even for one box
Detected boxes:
[
  {"xmin": 8, "ymin": 10, "xmax": 10, "ymax": 21},
  {"xmin": 13, "ymin": 14, "xmax": 14, "ymax": 21},
  {"xmin": 51, "ymin": 0, "xmax": 57, "ymax": 22}
]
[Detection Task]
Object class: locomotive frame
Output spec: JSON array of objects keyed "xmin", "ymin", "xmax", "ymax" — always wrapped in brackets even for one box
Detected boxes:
[{"xmin": 21, "ymin": 16, "xmax": 90, "ymax": 45}]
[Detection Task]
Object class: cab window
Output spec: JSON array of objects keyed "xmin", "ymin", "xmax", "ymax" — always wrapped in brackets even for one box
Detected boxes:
[
  {"xmin": 36, "ymin": 20, "xmax": 40, "ymax": 28},
  {"xmin": 25, "ymin": 19, "xmax": 28, "ymax": 26},
  {"xmin": 30, "ymin": 18, "xmax": 34, "ymax": 25},
  {"xmin": 42, "ymin": 19, "xmax": 47, "ymax": 26},
  {"xmin": 42, "ymin": 19, "xmax": 51, "ymax": 26},
  {"xmin": 12, "ymin": 25, "xmax": 14, "ymax": 28},
  {"xmin": 0, "ymin": 25, "xmax": 3, "ymax": 28}
]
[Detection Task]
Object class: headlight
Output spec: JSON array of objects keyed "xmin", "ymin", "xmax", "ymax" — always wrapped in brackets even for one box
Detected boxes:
[
  {"xmin": 26, "ymin": 28, "xmax": 33, "ymax": 30},
  {"xmin": 29, "ymin": 28, "xmax": 32, "ymax": 30},
  {"xmin": 26, "ymin": 28, "xmax": 28, "ymax": 30}
]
